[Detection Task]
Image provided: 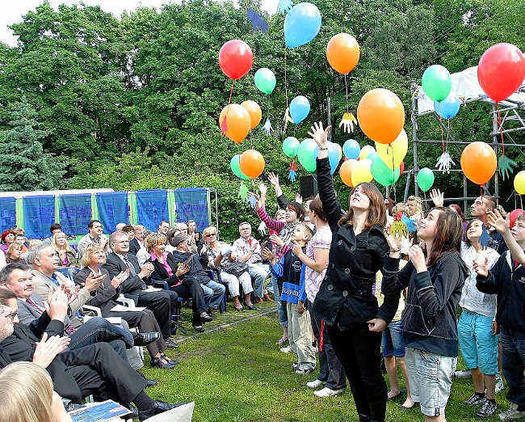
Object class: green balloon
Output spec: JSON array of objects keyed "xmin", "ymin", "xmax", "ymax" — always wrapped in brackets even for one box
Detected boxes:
[
  {"xmin": 282, "ymin": 136, "xmax": 300, "ymax": 158},
  {"xmin": 297, "ymin": 138, "xmax": 317, "ymax": 172},
  {"xmin": 417, "ymin": 167, "xmax": 435, "ymax": 192},
  {"xmin": 230, "ymin": 155, "xmax": 249, "ymax": 180},
  {"xmin": 254, "ymin": 68, "xmax": 276, "ymax": 95},
  {"xmin": 370, "ymin": 153, "xmax": 400, "ymax": 186},
  {"xmin": 422, "ymin": 65, "xmax": 452, "ymax": 102}
]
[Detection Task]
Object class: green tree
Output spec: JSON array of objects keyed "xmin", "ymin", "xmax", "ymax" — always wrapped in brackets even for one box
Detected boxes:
[{"xmin": 0, "ymin": 100, "xmax": 65, "ymax": 191}]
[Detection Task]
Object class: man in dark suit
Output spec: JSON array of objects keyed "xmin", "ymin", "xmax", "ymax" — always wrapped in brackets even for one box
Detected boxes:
[
  {"xmin": 0, "ymin": 288, "xmax": 183, "ymax": 420},
  {"xmin": 129, "ymin": 225, "xmax": 146, "ymax": 256},
  {"xmin": 103, "ymin": 231, "xmax": 177, "ymax": 345}
]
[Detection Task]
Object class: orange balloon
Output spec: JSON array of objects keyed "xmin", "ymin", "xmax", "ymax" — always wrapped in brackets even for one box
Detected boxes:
[
  {"xmin": 460, "ymin": 142, "xmax": 497, "ymax": 185},
  {"xmin": 326, "ymin": 33, "xmax": 360, "ymax": 75},
  {"xmin": 339, "ymin": 159, "xmax": 356, "ymax": 187},
  {"xmin": 241, "ymin": 100, "xmax": 262, "ymax": 130},
  {"xmin": 357, "ymin": 88, "xmax": 405, "ymax": 144},
  {"xmin": 239, "ymin": 149, "xmax": 265, "ymax": 179},
  {"xmin": 219, "ymin": 104, "xmax": 251, "ymax": 144}
]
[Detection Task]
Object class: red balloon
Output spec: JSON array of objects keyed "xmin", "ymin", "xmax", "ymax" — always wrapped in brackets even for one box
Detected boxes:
[
  {"xmin": 219, "ymin": 40, "xmax": 253, "ymax": 80},
  {"xmin": 478, "ymin": 43, "xmax": 525, "ymax": 103},
  {"xmin": 399, "ymin": 161, "xmax": 405, "ymax": 176}
]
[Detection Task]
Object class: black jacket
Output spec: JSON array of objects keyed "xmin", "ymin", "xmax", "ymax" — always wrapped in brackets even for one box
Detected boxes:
[
  {"xmin": 129, "ymin": 238, "xmax": 141, "ymax": 256},
  {"xmin": 74, "ymin": 267, "xmax": 120, "ymax": 316},
  {"xmin": 171, "ymin": 249, "xmax": 211, "ymax": 285},
  {"xmin": 383, "ymin": 252, "xmax": 467, "ymax": 356},
  {"xmin": 103, "ymin": 252, "xmax": 146, "ymax": 295},
  {"xmin": 312, "ymin": 157, "xmax": 396, "ymax": 328},
  {"xmin": 477, "ymin": 250, "xmax": 525, "ymax": 332}
]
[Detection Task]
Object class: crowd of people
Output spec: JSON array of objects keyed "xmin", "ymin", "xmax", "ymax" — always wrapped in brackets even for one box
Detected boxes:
[{"xmin": 1, "ymin": 124, "xmax": 525, "ymax": 421}]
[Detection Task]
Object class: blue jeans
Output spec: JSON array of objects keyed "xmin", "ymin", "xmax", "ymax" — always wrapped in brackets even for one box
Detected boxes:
[
  {"xmin": 201, "ymin": 280, "xmax": 226, "ymax": 310},
  {"xmin": 69, "ymin": 317, "xmax": 133, "ymax": 362},
  {"xmin": 382, "ymin": 320, "xmax": 405, "ymax": 358},
  {"xmin": 248, "ymin": 263, "xmax": 270, "ymax": 298},
  {"xmin": 500, "ymin": 327, "xmax": 525, "ymax": 410},
  {"xmin": 271, "ymin": 274, "xmax": 287, "ymax": 327}
]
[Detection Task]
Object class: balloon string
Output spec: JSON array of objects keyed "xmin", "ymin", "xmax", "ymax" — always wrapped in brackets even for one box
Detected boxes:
[
  {"xmin": 480, "ymin": 184, "xmax": 484, "ymax": 198},
  {"xmin": 496, "ymin": 103, "xmax": 505, "ymax": 156},
  {"xmin": 446, "ymin": 119, "xmax": 450, "ymax": 149},
  {"xmin": 284, "ymin": 48, "xmax": 289, "ymax": 109},
  {"xmin": 228, "ymin": 80, "xmax": 235, "ymax": 105},
  {"xmin": 439, "ymin": 115, "xmax": 445, "ymax": 153},
  {"xmin": 344, "ymin": 74, "xmax": 349, "ymax": 113},
  {"xmin": 520, "ymin": 194, "xmax": 523, "ymax": 210}
]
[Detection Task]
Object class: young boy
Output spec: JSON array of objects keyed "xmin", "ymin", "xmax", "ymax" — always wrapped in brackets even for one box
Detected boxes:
[
  {"xmin": 269, "ymin": 223, "xmax": 316, "ymax": 375},
  {"xmin": 474, "ymin": 211, "xmax": 525, "ymax": 421}
]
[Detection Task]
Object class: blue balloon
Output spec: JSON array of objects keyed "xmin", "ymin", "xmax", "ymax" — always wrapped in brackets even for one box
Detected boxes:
[
  {"xmin": 434, "ymin": 93, "xmax": 460, "ymax": 119},
  {"xmin": 343, "ymin": 139, "xmax": 360, "ymax": 159},
  {"xmin": 289, "ymin": 95, "xmax": 310, "ymax": 124},
  {"xmin": 284, "ymin": 2, "xmax": 322, "ymax": 48},
  {"xmin": 314, "ymin": 142, "xmax": 341, "ymax": 175}
]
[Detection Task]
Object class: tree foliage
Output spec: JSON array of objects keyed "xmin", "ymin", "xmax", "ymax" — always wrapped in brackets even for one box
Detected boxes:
[{"xmin": 0, "ymin": 0, "xmax": 523, "ymax": 238}]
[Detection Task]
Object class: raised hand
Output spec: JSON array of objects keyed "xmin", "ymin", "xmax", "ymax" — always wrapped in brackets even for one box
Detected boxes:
[
  {"xmin": 473, "ymin": 256, "xmax": 489, "ymax": 277},
  {"xmin": 269, "ymin": 234, "xmax": 284, "ymax": 248},
  {"xmin": 111, "ymin": 270, "xmax": 129, "ymax": 288},
  {"xmin": 258, "ymin": 183, "xmax": 267, "ymax": 196},
  {"xmin": 430, "ymin": 189, "xmax": 444, "ymax": 208},
  {"xmin": 385, "ymin": 232, "xmax": 402, "ymax": 256},
  {"xmin": 308, "ymin": 121, "xmax": 330, "ymax": 149},
  {"xmin": 409, "ymin": 245, "xmax": 427, "ymax": 273},
  {"xmin": 487, "ymin": 210, "xmax": 508, "ymax": 234},
  {"xmin": 267, "ymin": 172, "xmax": 279, "ymax": 187},
  {"xmin": 47, "ymin": 289, "xmax": 69, "ymax": 322},
  {"xmin": 83, "ymin": 273, "xmax": 104, "ymax": 292}
]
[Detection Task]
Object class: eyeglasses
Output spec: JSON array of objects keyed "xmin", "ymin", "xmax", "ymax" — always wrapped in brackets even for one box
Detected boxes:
[
  {"xmin": 205, "ymin": 233, "xmax": 217, "ymax": 238},
  {"xmin": 0, "ymin": 306, "xmax": 16, "ymax": 320}
]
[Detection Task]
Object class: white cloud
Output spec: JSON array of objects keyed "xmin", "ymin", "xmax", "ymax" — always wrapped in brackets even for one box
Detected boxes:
[{"xmin": 0, "ymin": 0, "xmax": 278, "ymax": 46}]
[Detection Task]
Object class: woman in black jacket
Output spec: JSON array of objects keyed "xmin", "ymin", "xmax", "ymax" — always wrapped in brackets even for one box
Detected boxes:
[
  {"xmin": 383, "ymin": 207, "xmax": 466, "ymax": 422},
  {"xmin": 309, "ymin": 122, "xmax": 399, "ymax": 422}
]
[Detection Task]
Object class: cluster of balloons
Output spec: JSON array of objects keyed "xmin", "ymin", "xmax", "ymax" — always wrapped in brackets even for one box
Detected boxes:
[
  {"xmin": 421, "ymin": 64, "xmax": 462, "ymax": 120},
  {"xmin": 219, "ymin": 100, "xmax": 262, "ymax": 144},
  {"xmin": 230, "ymin": 150, "xmax": 266, "ymax": 180},
  {"xmin": 283, "ymin": 136, "xmax": 342, "ymax": 175}
]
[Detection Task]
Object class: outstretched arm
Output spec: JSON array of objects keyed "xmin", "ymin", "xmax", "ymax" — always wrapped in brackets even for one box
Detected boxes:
[{"xmin": 488, "ymin": 210, "xmax": 525, "ymax": 264}]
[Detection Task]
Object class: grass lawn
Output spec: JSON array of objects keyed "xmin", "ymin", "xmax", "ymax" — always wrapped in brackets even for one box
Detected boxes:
[{"xmin": 141, "ymin": 302, "xmax": 511, "ymax": 421}]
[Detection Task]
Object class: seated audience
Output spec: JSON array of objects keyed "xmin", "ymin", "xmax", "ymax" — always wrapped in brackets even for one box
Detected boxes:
[
  {"xmin": 145, "ymin": 233, "xmax": 212, "ymax": 333},
  {"xmin": 201, "ymin": 226, "xmax": 254, "ymax": 311},
  {"xmin": 170, "ymin": 233, "xmax": 225, "ymax": 313},
  {"xmin": 232, "ymin": 222, "xmax": 271, "ymax": 304},
  {"xmin": 187, "ymin": 220, "xmax": 202, "ymax": 252},
  {"xmin": 42, "ymin": 223, "xmax": 63, "ymax": 245},
  {"xmin": 0, "ymin": 361, "xmax": 71, "ymax": 422},
  {"xmin": 77, "ymin": 220, "xmax": 109, "ymax": 257},
  {"xmin": 157, "ymin": 221, "xmax": 170, "ymax": 237},
  {"xmin": 74, "ymin": 245, "xmax": 177, "ymax": 369},
  {"xmin": 103, "ymin": 231, "xmax": 177, "ymax": 343},
  {"xmin": 51, "ymin": 232, "xmax": 78, "ymax": 268},
  {"xmin": 129, "ymin": 225, "xmax": 146, "ymax": 256},
  {"xmin": 0, "ymin": 288, "xmax": 183, "ymax": 420}
]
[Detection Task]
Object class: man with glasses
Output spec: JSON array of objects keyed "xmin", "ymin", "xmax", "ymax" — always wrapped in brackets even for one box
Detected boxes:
[
  {"xmin": 233, "ymin": 222, "xmax": 272, "ymax": 304},
  {"xmin": 78, "ymin": 220, "xmax": 109, "ymax": 257},
  {"xmin": 104, "ymin": 231, "xmax": 178, "ymax": 346}
]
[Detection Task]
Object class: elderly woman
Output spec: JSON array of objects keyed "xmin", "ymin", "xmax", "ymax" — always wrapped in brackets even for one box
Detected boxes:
[
  {"xmin": 0, "ymin": 230, "xmax": 16, "ymax": 253},
  {"xmin": 74, "ymin": 244, "xmax": 177, "ymax": 369},
  {"xmin": 145, "ymin": 233, "xmax": 212, "ymax": 332},
  {"xmin": 200, "ymin": 226, "xmax": 254, "ymax": 311},
  {"xmin": 51, "ymin": 232, "xmax": 78, "ymax": 267}
]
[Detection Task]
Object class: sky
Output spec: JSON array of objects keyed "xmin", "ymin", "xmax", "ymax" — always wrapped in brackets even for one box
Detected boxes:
[{"xmin": 0, "ymin": 0, "xmax": 277, "ymax": 46}]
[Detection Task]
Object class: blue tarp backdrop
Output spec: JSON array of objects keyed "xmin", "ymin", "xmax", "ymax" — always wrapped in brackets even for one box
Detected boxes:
[
  {"xmin": 175, "ymin": 188, "xmax": 209, "ymax": 232},
  {"xmin": 136, "ymin": 190, "xmax": 169, "ymax": 231},
  {"xmin": 59, "ymin": 194, "xmax": 92, "ymax": 236},
  {"xmin": 0, "ymin": 197, "xmax": 16, "ymax": 233},
  {"xmin": 23, "ymin": 195, "xmax": 55, "ymax": 239},
  {"xmin": 96, "ymin": 192, "xmax": 129, "ymax": 233}
]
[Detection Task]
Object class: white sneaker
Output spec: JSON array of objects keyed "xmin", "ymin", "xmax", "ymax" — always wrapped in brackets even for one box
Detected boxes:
[
  {"xmin": 454, "ymin": 370, "xmax": 472, "ymax": 378},
  {"xmin": 499, "ymin": 403, "xmax": 525, "ymax": 420},
  {"xmin": 314, "ymin": 387, "xmax": 344, "ymax": 397},
  {"xmin": 495, "ymin": 373, "xmax": 504, "ymax": 394},
  {"xmin": 279, "ymin": 346, "xmax": 292, "ymax": 353},
  {"xmin": 306, "ymin": 379, "xmax": 325, "ymax": 389}
]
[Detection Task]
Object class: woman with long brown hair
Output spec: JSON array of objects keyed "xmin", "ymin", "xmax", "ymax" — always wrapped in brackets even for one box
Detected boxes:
[
  {"xmin": 383, "ymin": 207, "xmax": 467, "ymax": 422},
  {"xmin": 310, "ymin": 122, "xmax": 399, "ymax": 422}
]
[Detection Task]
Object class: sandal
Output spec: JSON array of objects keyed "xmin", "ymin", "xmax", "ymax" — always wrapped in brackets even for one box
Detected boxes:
[{"xmin": 276, "ymin": 336, "xmax": 288, "ymax": 346}]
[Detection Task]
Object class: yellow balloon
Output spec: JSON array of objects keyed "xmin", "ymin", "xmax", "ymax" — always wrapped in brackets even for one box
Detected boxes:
[
  {"xmin": 359, "ymin": 145, "xmax": 375, "ymax": 160},
  {"xmin": 351, "ymin": 158, "xmax": 373, "ymax": 186},
  {"xmin": 375, "ymin": 129, "xmax": 408, "ymax": 169},
  {"xmin": 514, "ymin": 170, "xmax": 525, "ymax": 194}
]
